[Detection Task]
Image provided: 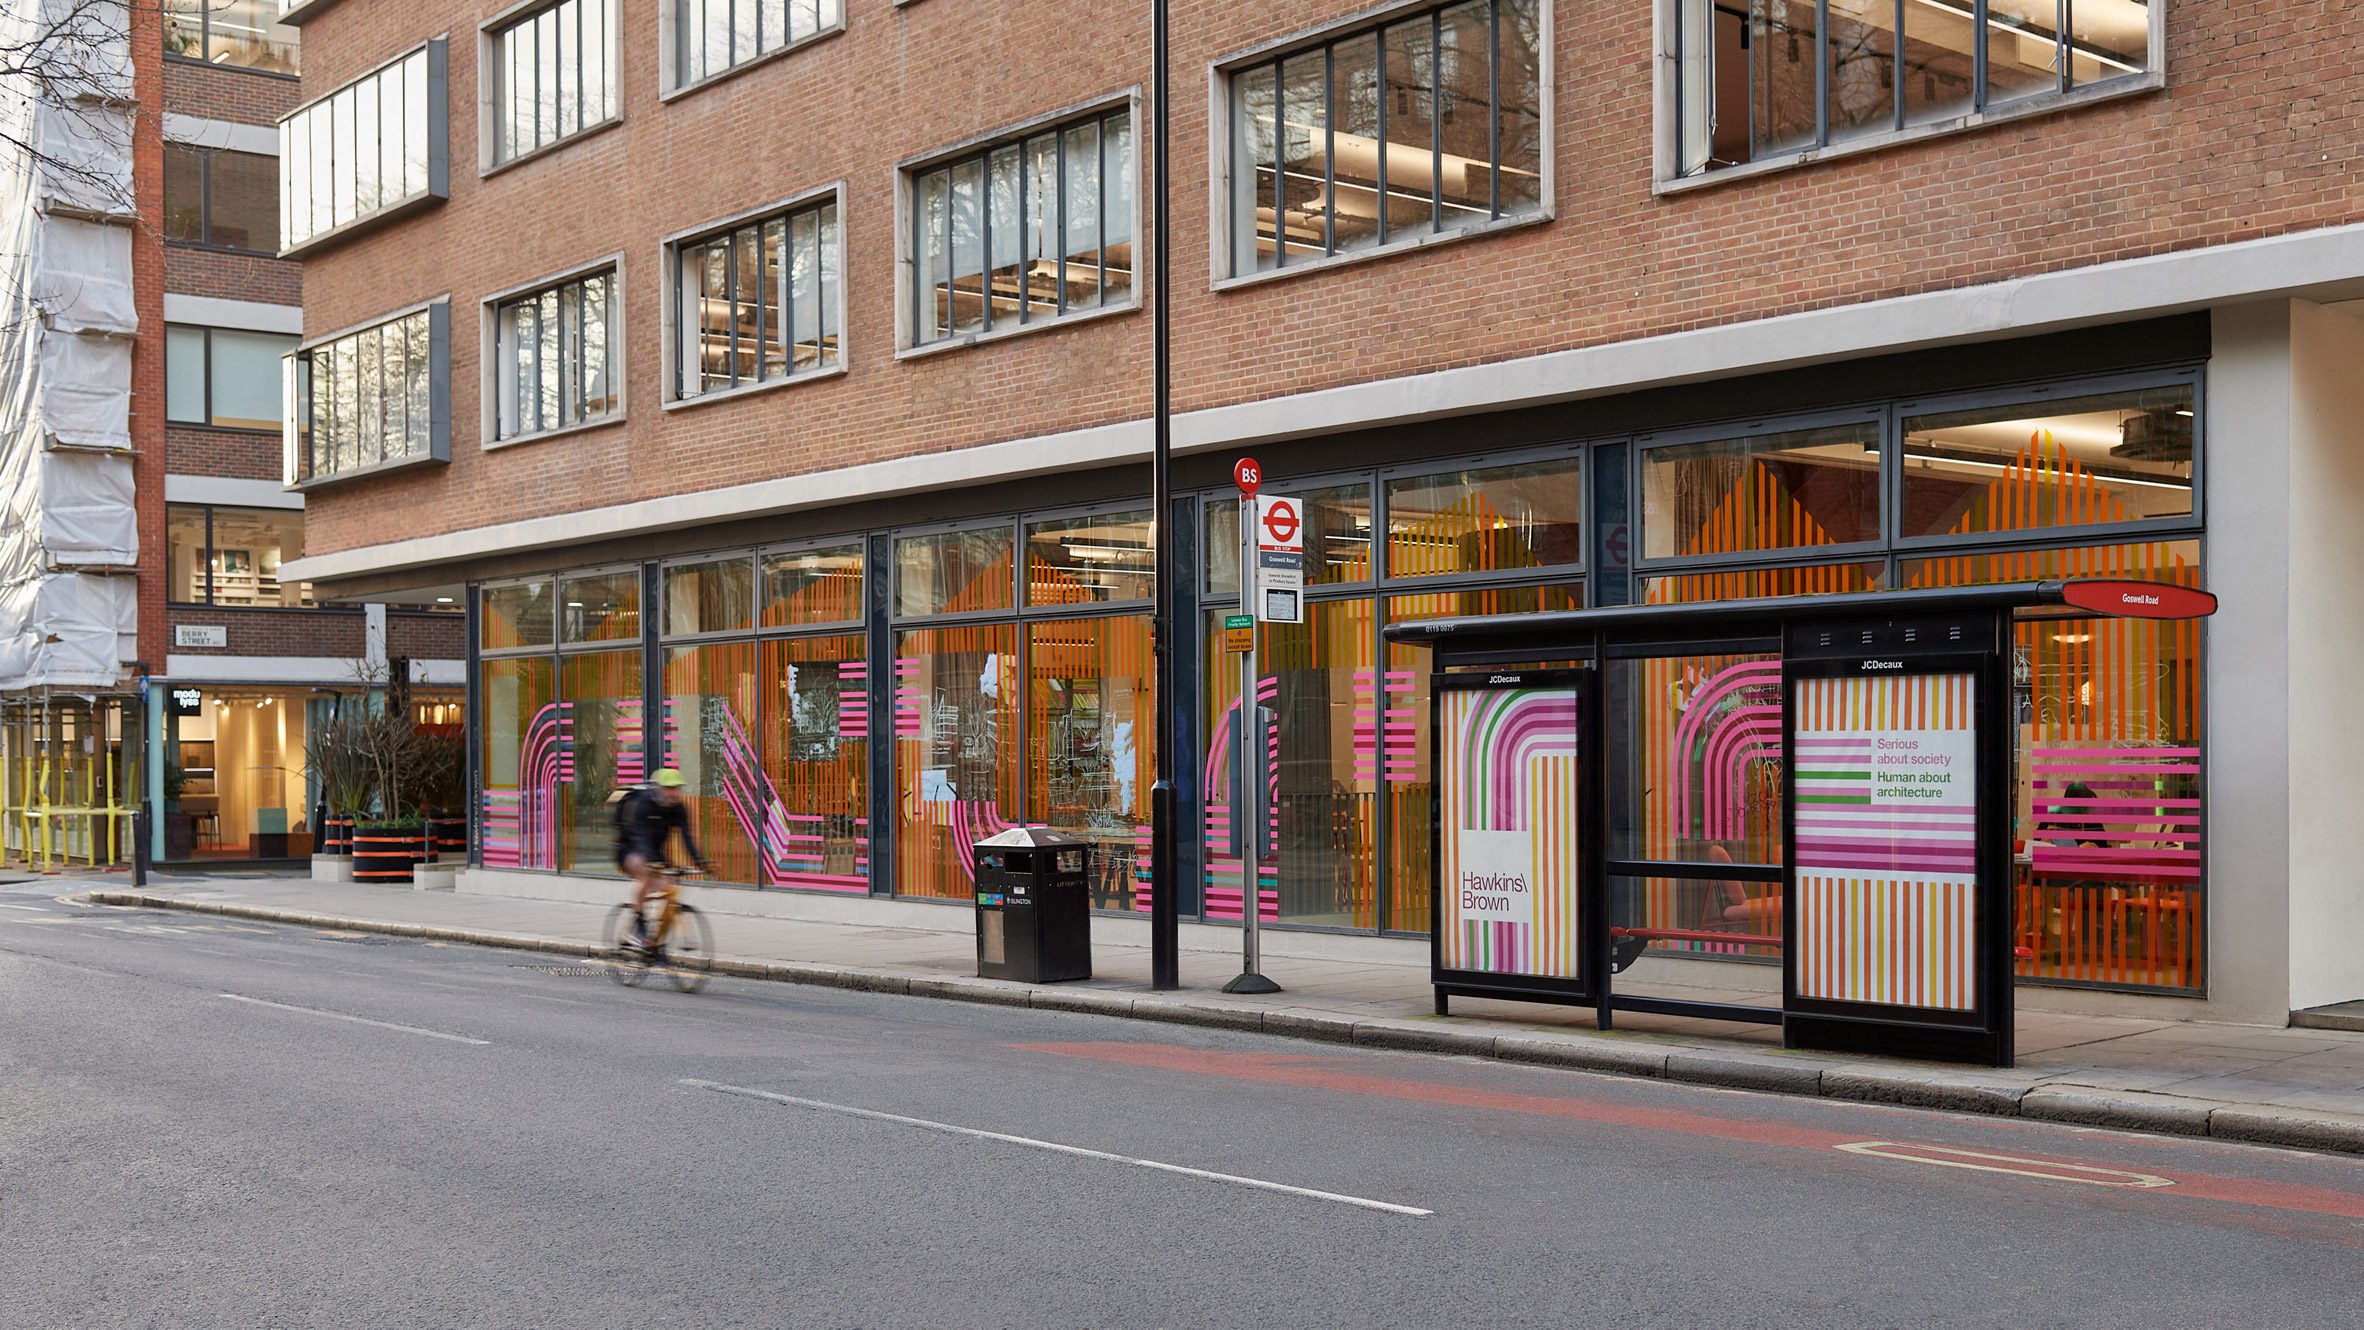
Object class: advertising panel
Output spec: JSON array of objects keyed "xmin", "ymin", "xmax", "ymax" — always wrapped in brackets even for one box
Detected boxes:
[{"xmin": 1435, "ymin": 675, "xmax": 1583, "ymax": 983}]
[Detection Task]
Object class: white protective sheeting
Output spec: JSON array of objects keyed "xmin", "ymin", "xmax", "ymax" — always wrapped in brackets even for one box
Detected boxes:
[{"xmin": 0, "ymin": 0, "xmax": 139, "ymax": 694}]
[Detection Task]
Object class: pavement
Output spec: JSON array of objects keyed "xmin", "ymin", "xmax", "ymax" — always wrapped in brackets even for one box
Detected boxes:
[
  {"xmin": 56, "ymin": 868, "xmax": 2364, "ymax": 1159},
  {"xmin": 9, "ymin": 884, "xmax": 2364, "ymax": 1327}
]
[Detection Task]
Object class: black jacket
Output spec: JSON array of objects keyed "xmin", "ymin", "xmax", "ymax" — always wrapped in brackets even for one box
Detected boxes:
[{"xmin": 614, "ymin": 786, "xmax": 703, "ymax": 866}]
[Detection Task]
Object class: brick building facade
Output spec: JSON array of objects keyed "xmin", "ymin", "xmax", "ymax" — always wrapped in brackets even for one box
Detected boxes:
[{"xmin": 281, "ymin": 0, "xmax": 2364, "ymax": 1025}]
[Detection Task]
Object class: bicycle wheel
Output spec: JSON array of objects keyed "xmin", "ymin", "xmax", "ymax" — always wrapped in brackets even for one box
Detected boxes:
[
  {"xmin": 602, "ymin": 904, "xmax": 648, "ymax": 987},
  {"xmin": 660, "ymin": 903, "xmax": 714, "ymax": 993}
]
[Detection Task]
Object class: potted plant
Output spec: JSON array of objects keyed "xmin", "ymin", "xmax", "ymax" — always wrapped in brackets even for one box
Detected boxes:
[{"xmin": 161, "ymin": 760, "xmax": 197, "ymax": 861}]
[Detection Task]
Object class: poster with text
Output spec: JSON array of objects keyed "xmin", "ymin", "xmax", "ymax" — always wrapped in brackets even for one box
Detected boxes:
[
  {"xmin": 1793, "ymin": 671, "xmax": 1979, "ymax": 1011},
  {"xmin": 1437, "ymin": 683, "xmax": 1581, "ymax": 979}
]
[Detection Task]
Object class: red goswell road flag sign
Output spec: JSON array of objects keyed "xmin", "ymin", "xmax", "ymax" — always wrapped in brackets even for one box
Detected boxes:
[{"xmin": 2059, "ymin": 580, "xmax": 2218, "ymax": 620}]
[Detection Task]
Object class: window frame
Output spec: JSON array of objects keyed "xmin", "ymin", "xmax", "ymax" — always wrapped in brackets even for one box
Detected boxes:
[
  {"xmin": 894, "ymin": 90, "xmax": 1144, "ymax": 357},
  {"xmin": 276, "ymin": 39, "xmax": 451, "ymax": 258},
  {"xmin": 479, "ymin": 253, "xmax": 628, "ymax": 451},
  {"xmin": 1652, "ymin": 0, "xmax": 2168, "ymax": 192},
  {"xmin": 166, "ymin": 324, "xmax": 298, "ymax": 433},
  {"xmin": 281, "ymin": 297, "xmax": 454, "ymax": 491},
  {"xmin": 164, "ymin": 145, "xmax": 282, "ymax": 255},
  {"xmin": 660, "ymin": 183, "xmax": 848, "ymax": 409},
  {"xmin": 165, "ymin": 501, "xmax": 316, "ymax": 609},
  {"xmin": 477, "ymin": 0, "xmax": 625, "ymax": 177},
  {"xmin": 658, "ymin": 0, "xmax": 847, "ymax": 102},
  {"xmin": 1207, "ymin": 0, "xmax": 1555, "ymax": 291},
  {"xmin": 1628, "ymin": 366, "xmax": 2205, "ymax": 576},
  {"xmin": 163, "ymin": 0, "xmax": 300, "ymax": 80},
  {"xmin": 1020, "ymin": 499, "xmax": 1159, "ymax": 616}
]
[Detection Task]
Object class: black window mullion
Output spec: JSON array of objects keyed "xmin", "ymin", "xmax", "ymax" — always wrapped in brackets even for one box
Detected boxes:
[
  {"xmin": 754, "ymin": 227, "xmax": 769, "ymax": 384},
  {"xmin": 2060, "ymin": 0, "xmax": 2073, "ymax": 93},
  {"xmin": 1095, "ymin": 115, "xmax": 1106, "ymax": 302},
  {"xmin": 944, "ymin": 165, "xmax": 957, "ymax": 327},
  {"xmin": 1015, "ymin": 147, "xmax": 1028, "ymax": 326},
  {"xmin": 726, "ymin": 236, "xmax": 742, "ymax": 387},
  {"xmin": 1053, "ymin": 135, "xmax": 1067, "ymax": 314},
  {"xmin": 1972, "ymin": 0, "xmax": 1988, "ymax": 113},
  {"xmin": 1323, "ymin": 45, "xmax": 1338, "ymax": 253},
  {"xmin": 1814, "ymin": 0, "xmax": 1830, "ymax": 149},
  {"xmin": 1374, "ymin": 26, "xmax": 1389, "ymax": 245},
  {"xmin": 1487, "ymin": 0, "xmax": 1500, "ymax": 219},
  {"xmin": 983, "ymin": 157, "xmax": 997, "ymax": 331},
  {"xmin": 202, "ymin": 506, "xmax": 215, "ymax": 604},
  {"xmin": 576, "ymin": 0, "xmax": 587, "ymax": 130},
  {"xmin": 1277, "ymin": 60, "xmax": 1290, "ymax": 260},
  {"xmin": 779, "ymin": 213, "xmax": 793, "ymax": 378},
  {"xmin": 1430, "ymin": 8, "xmax": 1443, "ymax": 234},
  {"xmin": 201, "ymin": 330, "xmax": 214, "ymax": 425},
  {"xmin": 1895, "ymin": 0, "xmax": 1907, "ymax": 131}
]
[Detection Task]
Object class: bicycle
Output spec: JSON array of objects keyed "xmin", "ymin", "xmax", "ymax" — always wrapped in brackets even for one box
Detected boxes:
[{"xmin": 603, "ymin": 866, "xmax": 715, "ymax": 993}]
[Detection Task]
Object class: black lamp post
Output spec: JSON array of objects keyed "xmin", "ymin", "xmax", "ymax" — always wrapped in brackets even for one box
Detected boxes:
[{"xmin": 1147, "ymin": 0, "xmax": 1179, "ymax": 990}]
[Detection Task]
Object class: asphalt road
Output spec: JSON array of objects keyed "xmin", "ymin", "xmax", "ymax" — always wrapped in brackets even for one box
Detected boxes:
[{"xmin": 4, "ymin": 882, "xmax": 2363, "ymax": 1329}]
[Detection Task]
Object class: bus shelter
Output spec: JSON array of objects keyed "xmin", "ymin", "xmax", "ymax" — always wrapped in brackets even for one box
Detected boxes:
[{"xmin": 1384, "ymin": 579, "xmax": 2216, "ymax": 1066}]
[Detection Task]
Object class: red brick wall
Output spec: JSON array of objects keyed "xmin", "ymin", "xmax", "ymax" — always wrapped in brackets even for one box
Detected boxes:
[
  {"xmin": 292, "ymin": 0, "xmax": 2364, "ymax": 561},
  {"xmin": 164, "ymin": 60, "xmax": 302, "ymax": 123},
  {"xmin": 387, "ymin": 610, "xmax": 466, "ymax": 659},
  {"xmin": 166, "ymin": 606, "xmax": 365, "ymax": 659},
  {"xmin": 165, "ymin": 425, "xmax": 282, "ymax": 482},
  {"xmin": 131, "ymin": 7, "xmax": 168, "ymax": 676},
  {"xmin": 164, "ymin": 245, "xmax": 301, "ymax": 306}
]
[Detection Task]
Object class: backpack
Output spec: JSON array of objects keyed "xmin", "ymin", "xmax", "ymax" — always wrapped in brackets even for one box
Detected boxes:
[{"xmin": 609, "ymin": 784, "xmax": 647, "ymax": 852}]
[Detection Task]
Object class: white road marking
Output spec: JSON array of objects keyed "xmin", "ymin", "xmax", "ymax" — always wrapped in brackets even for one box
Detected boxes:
[
  {"xmin": 0, "ymin": 902, "xmax": 51, "ymax": 911},
  {"xmin": 218, "ymin": 993, "xmax": 491, "ymax": 1046},
  {"xmin": 1836, "ymin": 1141, "xmax": 2175, "ymax": 1188},
  {"xmin": 683, "ymin": 1078, "xmax": 1433, "ymax": 1218}
]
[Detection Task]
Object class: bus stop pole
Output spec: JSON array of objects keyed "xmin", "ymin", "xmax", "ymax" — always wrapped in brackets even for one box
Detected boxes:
[
  {"xmin": 1225, "ymin": 510, "xmax": 1278, "ymax": 995},
  {"xmin": 1146, "ymin": 0, "xmax": 1179, "ymax": 990}
]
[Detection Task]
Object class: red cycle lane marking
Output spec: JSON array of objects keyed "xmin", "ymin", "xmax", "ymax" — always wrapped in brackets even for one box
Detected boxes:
[{"xmin": 1015, "ymin": 1041, "xmax": 2364, "ymax": 1225}]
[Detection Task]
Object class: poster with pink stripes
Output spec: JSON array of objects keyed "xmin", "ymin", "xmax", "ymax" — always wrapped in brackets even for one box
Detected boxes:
[
  {"xmin": 1437, "ymin": 680, "xmax": 1582, "ymax": 980},
  {"xmin": 1793, "ymin": 671, "xmax": 1979, "ymax": 1012}
]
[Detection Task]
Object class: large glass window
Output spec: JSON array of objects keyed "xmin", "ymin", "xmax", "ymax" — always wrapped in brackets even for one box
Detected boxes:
[
  {"xmin": 495, "ymin": 268, "xmax": 619, "ymax": 440},
  {"xmin": 164, "ymin": 146, "xmax": 279, "ymax": 253},
  {"xmin": 893, "ymin": 623, "xmax": 1022, "ymax": 901},
  {"xmin": 481, "ymin": 656, "xmax": 560, "ymax": 870},
  {"xmin": 758, "ymin": 634, "xmax": 869, "ymax": 891},
  {"xmin": 482, "ymin": 580, "xmax": 557, "ymax": 650},
  {"xmin": 674, "ymin": 198, "xmax": 840, "ymax": 399},
  {"xmin": 665, "ymin": 557, "xmax": 756, "ymax": 636},
  {"xmin": 896, "ymin": 527, "xmax": 1014, "ymax": 617},
  {"xmin": 492, "ymin": 0, "xmax": 617, "ymax": 165},
  {"xmin": 1227, "ymin": 0, "xmax": 1540, "ymax": 277},
  {"xmin": 674, "ymin": 0, "xmax": 841, "ymax": 89},
  {"xmin": 1672, "ymin": 0, "xmax": 2152, "ymax": 177},
  {"xmin": 284, "ymin": 303, "xmax": 447, "ymax": 487},
  {"xmin": 1386, "ymin": 457, "xmax": 1581, "ymax": 578},
  {"xmin": 1899, "ymin": 383, "xmax": 2195, "ymax": 540},
  {"xmin": 911, "ymin": 106, "xmax": 1133, "ymax": 346},
  {"xmin": 1025, "ymin": 510, "xmax": 1154, "ymax": 606},
  {"xmin": 662, "ymin": 641, "xmax": 762, "ymax": 884},
  {"xmin": 1206, "ymin": 483, "xmax": 1374, "ymax": 592},
  {"xmin": 561, "ymin": 570, "xmax": 642, "ymax": 644},
  {"xmin": 166, "ymin": 325, "xmax": 296, "ymax": 430},
  {"xmin": 165, "ymin": 0, "xmax": 298, "ymax": 75},
  {"xmin": 762, "ymin": 544, "xmax": 864, "ymax": 627},
  {"xmin": 1640, "ymin": 419, "xmax": 1882, "ymax": 560},
  {"xmin": 558, "ymin": 650, "xmax": 645, "ymax": 874},
  {"xmin": 280, "ymin": 43, "xmax": 444, "ymax": 252},
  {"xmin": 1028, "ymin": 615, "xmax": 1155, "ymax": 910},
  {"xmin": 166, "ymin": 505, "xmax": 312, "ymax": 608}
]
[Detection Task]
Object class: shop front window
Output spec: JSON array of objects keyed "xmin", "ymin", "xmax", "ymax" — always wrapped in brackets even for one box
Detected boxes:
[
  {"xmin": 158, "ymin": 688, "xmax": 311, "ymax": 862},
  {"xmin": 1641, "ymin": 419, "xmax": 1882, "ymax": 560},
  {"xmin": 759, "ymin": 635, "xmax": 869, "ymax": 891},
  {"xmin": 481, "ymin": 656, "xmax": 560, "ymax": 870},
  {"xmin": 558, "ymin": 650, "xmax": 644, "ymax": 874},
  {"xmin": 894, "ymin": 624, "xmax": 1022, "ymax": 901},
  {"xmin": 1026, "ymin": 510, "xmax": 1154, "ymax": 606},
  {"xmin": 662, "ymin": 641, "xmax": 761, "ymax": 884},
  {"xmin": 1904, "ymin": 539, "xmax": 2205, "ymax": 993},
  {"xmin": 482, "ymin": 580, "xmax": 557, "ymax": 650},
  {"xmin": 1385, "ymin": 457, "xmax": 1582, "ymax": 579},
  {"xmin": 762, "ymin": 543, "xmax": 864, "ymax": 627},
  {"xmin": 896, "ymin": 527, "xmax": 1014, "ymax": 617},
  {"xmin": 1028, "ymin": 615, "xmax": 1153, "ymax": 910},
  {"xmin": 561, "ymin": 570, "xmax": 641, "ymax": 644},
  {"xmin": 1899, "ymin": 383, "xmax": 2195, "ymax": 540}
]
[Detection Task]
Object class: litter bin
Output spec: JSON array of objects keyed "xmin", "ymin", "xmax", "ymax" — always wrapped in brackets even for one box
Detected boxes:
[{"xmin": 973, "ymin": 827, "xmax": 1092, "ymax": 983}]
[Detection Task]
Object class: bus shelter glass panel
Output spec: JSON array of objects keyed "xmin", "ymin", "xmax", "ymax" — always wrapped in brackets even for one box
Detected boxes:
[
  {"xmin": 661, "ymin": 641, "xmax": 761, "ymax": 885},
  {"xmin": 1903, "ymin": 540, "xmax": 2204, "ymax": 993},
  {"xmin": 893, "ymin": 623, "xmax": 1021, "ymax": 900},
  {"xmin": 1027, "ymin": 614, "xmax": 1153, "ymax": 911},
  {"xmin": 480, "ymin": 655, "xmax": 558, "ymax": 870},
  {"xmin": 1608, "ymin": 877, "xmax": 1781, "ymax": 1009},
  {"xmin": 760, "ymin": 634, "xmax": 869, "ymax": 892},
  {"xmin": 558, "ymin": 648, "xmax": 644, "ymax": 874},
  {"xmin": 1640, "ymin": 421, "xmax": 1881, "ymax": 560},
  {"xmin": 1384, "ymin": 583, "xmax": 1584, "ymax": 935},
  {"xmin": 1900, "ymin": 384, "xmax": 2195, "ymax": 540},
  {"xmin": 1200, "ymin": 598, "xmax": 1378, "ymax": 929}
]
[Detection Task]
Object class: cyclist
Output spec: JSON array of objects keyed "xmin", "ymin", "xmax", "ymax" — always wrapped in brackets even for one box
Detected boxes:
[{"xmin": 615, "ymin": 767, "xmax": 708, "ymax": 952}]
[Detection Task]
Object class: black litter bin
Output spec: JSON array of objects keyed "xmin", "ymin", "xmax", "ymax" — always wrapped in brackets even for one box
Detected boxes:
[{"xmin": 973, "ymin": 827, "xmax": 1092, "ymax": 983}]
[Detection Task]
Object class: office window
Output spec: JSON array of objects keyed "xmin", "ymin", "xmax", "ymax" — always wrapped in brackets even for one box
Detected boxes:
[
  {"xmin": 492, "ymin": 0, "xmax": 618, "ymax": 165},
  {"xmin": 1226, "ymin": 0, "xmax": 1540, "ymax": 277},
  {"xmin": 494, "ymin": 268, "xmax": 619, "ymax": 440},
  {"xmin": 166, "ymin": 505, "xmax": 313, "ymax": 608},
  {"xmin": 165, "ymin": 0, "xmax": 298, "ymax": 75},
  {"xmin": 164, "ymin": 146, "xmax": 280, "ymax": 253},
  {"xmin": 1671, "ymin": 0, "xmax": 2154, "ymax": 177},
  {"xmin": 675, "ymin": 0, "xmax": 842, "ymax": 89},
  {"xmin": 910, "ymin": 106, "xmax": 1133, "ymax": 346},
  {"xmin": 674, "ymin": 198, "xmax": 839, "ymax": 399},
  {"xmin": 279, "ymin": 42, "xmax": 447, "ymax": 253},
  {"xmin": 284, "ymin": 303, "xmax": 450, "ymax": 487},
  {"xmin": 165, "ymin": 325, "xmax": 296, "ymax": 430}
]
